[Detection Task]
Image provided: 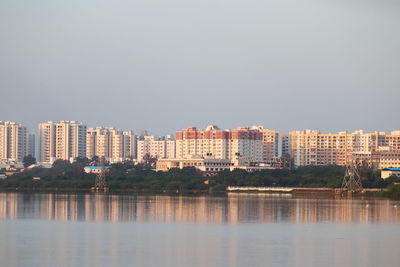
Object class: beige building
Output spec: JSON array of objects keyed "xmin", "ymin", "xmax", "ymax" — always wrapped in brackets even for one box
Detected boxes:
[
  {"xmin": 156, "ymin": 158, "xmax": 233, "ymax": 175},
  {"xmin": 156, "ymin": 157, "xmax": 273, "ymax": 175},
  {"xmin": 288, "ymin": 130, "xmax": 353, "ymax": 166},
  {"xmin": 372, "ymin": 150, "xmax": 400, "ymax": 169},
  {"xmin": 86, "ymin": 127, "xmax": 135, "ymax": 163},
  {"xmin": 288, "ymin": 129, "xmax": 400, "ymax": 167},
  {"xmin": 0, "ymin": 121, "xmax": 28, "ymax": 163},
  {"xmin": 137, "ymin": 135, "xmax": 175, "ymax": 162},
  {"xmin": 250, "ymin": 126, "xmax": 279, "ymax": 164},
  {"xmin": 38, "ymin": 121, "xmax": 87, "ymax": 163},
  {"xmin": 176, "ymin": 125, "xmax": 263, "ymax": 166}
]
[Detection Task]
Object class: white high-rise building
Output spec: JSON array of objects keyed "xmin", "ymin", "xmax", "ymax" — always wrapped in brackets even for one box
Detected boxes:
[
  {"xmin": 0, "ymin": 121, "xmax": 28, "ymax": 162},
  {"xmin": 38, "ymin": 121, "xmax": 87, "ymax": 163},
  {"xmin": 86, "ymin": 127, "xmax": 136, "ymax": 163},
  {"xmin": 137, "ymin": 135, "xmax": 176, "ymax": 162}
]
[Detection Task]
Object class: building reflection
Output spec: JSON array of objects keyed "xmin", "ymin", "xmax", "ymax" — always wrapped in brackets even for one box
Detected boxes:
[{"xmin": 0, "ymin": 192, "xmax": 399, "ymax": 224}]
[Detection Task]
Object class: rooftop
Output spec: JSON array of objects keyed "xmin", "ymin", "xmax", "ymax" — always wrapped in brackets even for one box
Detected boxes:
[{"xmin": 84, "ymin": 166, "xmax": 111, "ymax": 169}]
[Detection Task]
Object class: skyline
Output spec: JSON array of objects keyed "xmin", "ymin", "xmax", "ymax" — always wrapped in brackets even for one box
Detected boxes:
[
  {"xmin": 2, "ymin": 119, "xmax": 400, "ymax": 136},
  {"xmin": 1, "ymin": 1, "xmax": 400, "ymax": 266},
  {"xmin": 1, "ymin": 0, "xmax": 400, "ymax": 134}
]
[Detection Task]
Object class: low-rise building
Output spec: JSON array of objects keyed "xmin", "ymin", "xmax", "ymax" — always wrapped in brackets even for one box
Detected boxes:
[
  {"xmin": 381, "ymin": 168, "xmax": 400, "ymax": 179},
  {"xmin": 0, "ymin": 162, "xmax": 24, "ymax": 176},
  {"xmin": 156, "ymin": 158, "xmax": 274, "ymax": 176},
  {"xmin": 84, "ymin": 166, "xmax": 111, "ymax": 174},
  {"xmin": 156, "ymin": 158, "xmax": 233, "ymax": 176}
]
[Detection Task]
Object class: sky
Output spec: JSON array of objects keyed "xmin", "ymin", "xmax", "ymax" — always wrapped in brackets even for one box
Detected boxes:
[{"xmin": 0, "ymin": 0, "xmax": 399, "ymax": 135}]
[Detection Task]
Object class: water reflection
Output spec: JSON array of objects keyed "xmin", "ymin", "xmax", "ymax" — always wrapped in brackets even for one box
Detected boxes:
[{"xmin": 0, "ymin": 192, "xmax": 399, "ymax": 224}]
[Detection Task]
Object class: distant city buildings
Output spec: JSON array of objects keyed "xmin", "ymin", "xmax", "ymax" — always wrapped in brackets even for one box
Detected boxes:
[
  {"xmin": 0, "ymin": 121, "xmax": 28, "ymax": 162},
  {"xmin": 3, "ymin": 118, "xmax": 400, "ymax": 173},
  {"xmin": 38, "ymin": 121, "xmax": 87, "ymax": 163},
  {"xmin": 156, "ymin": 158, "xmax": 234, "ymax": 175},
  {"xmin": 250, "ymin": 126, "xmax": 279, "ymax": 164},
  {"xmin": 176, "ymin": 125, "xmax": 263, "ymax": 166},
  {"xmin": 287, "ymin": 130, "xmax": 400, "ymax": 168},
  {"xmin": 86, "ymin": 127, "xmax": 136, "ymax": 163},
  {"xmin": 137, "ymin": 135, "xmax": 175, "ymax": 162}
]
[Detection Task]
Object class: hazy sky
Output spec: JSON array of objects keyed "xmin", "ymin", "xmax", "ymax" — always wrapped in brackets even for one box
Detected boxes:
[{"xmin": 1, "ymin": 0, "xmax": 399, "ymax": 135}]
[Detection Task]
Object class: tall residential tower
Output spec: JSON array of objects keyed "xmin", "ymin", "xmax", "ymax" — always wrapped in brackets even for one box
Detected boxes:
[
  {"xmin": 0, "ymin": 121, "xmax": 28, "ymax": 162},
  {"xmin": 38, "ymin": 121, "xmax": 87, "ymax": 163},
  {"xmin": 86, "ymin": 127, "xmax": 136, "ymax": 163}
]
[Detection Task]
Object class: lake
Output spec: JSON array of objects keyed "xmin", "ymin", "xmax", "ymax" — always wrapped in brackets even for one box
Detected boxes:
[{"xmin": 1, "ymin": 192, "xmax": 399, "ymax": 267}]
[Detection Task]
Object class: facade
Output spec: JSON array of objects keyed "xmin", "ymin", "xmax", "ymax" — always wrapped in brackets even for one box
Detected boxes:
[
  {"xmin": 176, "ymin": 125, "xmax": 263, "ymax": 166},
  {"xmin": 288, "ymin": 130, "xmax": 352, "ymax": 166},
  {"xmin": 86, "ymin": 127, "xmax": 135, "ymax": 163},
  {"xmin": 372, "ymin": 150, "xmax": 400, "ymax": 169},
  {"xmin": 281, "ymin": 134, "xmax": 290, "ymax": 156},
  {"xmin": 38, "ymin": 121, "xmax": 87, "ymax": 163},
  {"xmin": 251, "ymin": 126, "xmax": 279, "ymax": 164},
  {"xmin": 287, "ymin": 130, "xmax": 400, "ymax": 167},
  {"xmin": 156, "ymin": 158, "xmax": 233, "ymax": 176},
  {"xmin": 137, "ymin": 135, "xmax": 176, "ymax": 162},
  {"xmin": 0, "ymin": 121, "xmax": 28, "ymax": 163},
  {"xmin": 156, "ymin": 158, "xmax": 273, "ymax": 176}
]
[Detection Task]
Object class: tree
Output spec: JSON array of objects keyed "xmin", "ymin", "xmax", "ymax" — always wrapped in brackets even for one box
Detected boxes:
[
  {"xmin": 142, "ymin": 153, "xmax": 157, "ymax": 168},
  {"xmin": 91, "ymin": 156, "xmax": 99, "ymax": 165},
  {"xmin": 52, "ymin": 159, "xmax": 72, "ymax": 172},
  {"xmin": 73, "ymin": 157, "xmax": 91, "ymax": 167},
  {"xmin": 23, "ymin": 155, "xmax": 36, "ymax": 168}
]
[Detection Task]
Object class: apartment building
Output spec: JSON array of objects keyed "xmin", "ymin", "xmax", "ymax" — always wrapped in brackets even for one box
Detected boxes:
[
  {"xmin": 373, "ymin": 150, "xmax": 400, "ymax": 169},
  {"xmin": 86, "ymin": 127, "xmax": 136, "ymax": 163},
  {"xmin": 175, "ymin": 125, "xmax": 263, "ymax": 166},
  {"xmin": 137, "ymin": 135, "xmax": 175, "ymax": 162},
  {"xmin": 288, "ymin": 130, "xmax": 400, "ymax": 167},
  {"xmin": 0, "ymin": 121, "xmax": 28, "ymax": 162},
  {"xmin": 250, "ymin": 126, "xmax": 279, "ymax": 164},
  {"xmin": 289, "ymin": 130, "xmax": 355, "ymax": 166},
  {"xmin": 38, "ymin": 121, "xmax": 86, "ymax": 163}
]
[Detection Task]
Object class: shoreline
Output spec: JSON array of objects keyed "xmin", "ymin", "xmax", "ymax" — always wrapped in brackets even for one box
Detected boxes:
[{"xmin": 0, "ymin": 186, "xmax": 393, "ymax": 199}]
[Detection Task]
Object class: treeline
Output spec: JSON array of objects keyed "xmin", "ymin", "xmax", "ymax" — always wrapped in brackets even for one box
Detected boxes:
[{"xmin": 1, "ymin": 158, "xmax": 399, "ymax": 192}]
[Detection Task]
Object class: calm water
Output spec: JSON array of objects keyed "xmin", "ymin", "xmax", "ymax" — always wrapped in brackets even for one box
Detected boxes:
[{"xmin": 1, "ymin": 192, "xmax": 400, "ymax": 267}]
